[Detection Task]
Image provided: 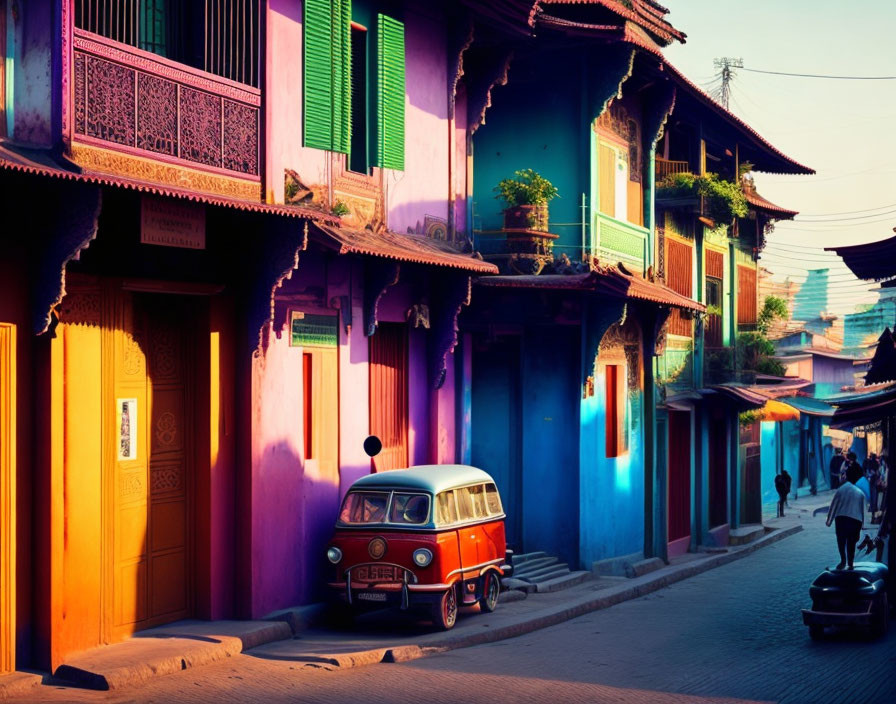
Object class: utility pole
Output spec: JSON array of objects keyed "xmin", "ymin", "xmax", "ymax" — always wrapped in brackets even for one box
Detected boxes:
[{"xmin": 712, "ymin": 57, "xmax": 743, "ymax": 110}]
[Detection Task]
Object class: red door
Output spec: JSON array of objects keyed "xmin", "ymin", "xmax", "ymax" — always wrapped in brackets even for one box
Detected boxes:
[
  {"xmin": 667, "ymin": 411, "xmax": 691, "ymax": 554},
  {"xmin": 369, "ymin": 323, "xmax": 409, "ymax": 472}
]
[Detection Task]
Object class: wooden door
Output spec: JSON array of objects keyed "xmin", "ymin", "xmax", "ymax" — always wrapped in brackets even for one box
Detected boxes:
[
  {"xmin": 667, "ymin": 411, "xmax": 691, "ymax": 544},
  {"xmin": 302, "ymin": 346, "xmax": 339, "ymax": 484},
  {"xmin": 0, "ymin": 322, "xmax": 14, "ymax": 674},
  {"xmin": 369, "ymin": 323, "xmax": 408, "ymax": 472},
  {"xmin": 112, "ymin": 294, "xmax": 194, "ymax": 637}
]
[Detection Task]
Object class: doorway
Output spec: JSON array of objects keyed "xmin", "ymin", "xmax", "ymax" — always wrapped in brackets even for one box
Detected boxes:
[{"xmin": 667, "ymin": 410, "xmax": 691, "ymax": 556}]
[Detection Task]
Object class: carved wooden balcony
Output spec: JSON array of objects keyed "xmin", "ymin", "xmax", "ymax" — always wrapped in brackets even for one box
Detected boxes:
[{"xmin": 71, "ymin": 29, "xmax": 260, "ymax": 197}]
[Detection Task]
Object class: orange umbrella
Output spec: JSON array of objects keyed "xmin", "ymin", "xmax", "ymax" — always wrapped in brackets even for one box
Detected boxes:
[{"xmin": 760, "ymin": 399, "xmax": 800, "ymax": 422}]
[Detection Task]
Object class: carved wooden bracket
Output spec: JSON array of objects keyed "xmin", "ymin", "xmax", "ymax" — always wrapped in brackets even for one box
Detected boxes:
[
  {"xmin": 448, "ymin": 15, "xmax": 475, "ymax": 119},
  {"xmin": 643, "ymin": 82, "xmax": 677, "ymax": 150},
  {"xmin": 329, "ymin": 295, "xmax": 353, "ymax": 335},
  {"xmin": 252, "ymin": 220, "xmax": 308, "ymax": 353},
  {"xmin": 35, "ymin": 181, "xmax": 102, "ymax": 334},
  {"xmin": 466, "ymin": 48, "xmax": 513, "ymax": 134},
  {"xmin": 429, "ymin": 274, "xmax": 472, "ymax": 389},
  {"xmin": 587, "ymin": 47, "xmax": 637, "ymax": 129},
  {"xmin": 581, "ymin": 298, "xmax": 627, "ymax": 384},
  {"xmin": 364, "ymin": 260, "xmax": 401, "ymax": 336}
]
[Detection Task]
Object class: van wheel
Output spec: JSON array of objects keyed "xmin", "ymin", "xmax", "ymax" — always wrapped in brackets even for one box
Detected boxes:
[
  {"xmin": 431, "ymin": 587, "xmax": 458, "ymax": 630},
  {"xmin": 479, "ymin": 571, "xmax": 500, "ymax": 613}
]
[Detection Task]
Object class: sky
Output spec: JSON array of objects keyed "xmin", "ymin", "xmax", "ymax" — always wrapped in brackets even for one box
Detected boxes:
[{"xmin": 662, "ymin": 0, "xmax": 896, "ymax": 316}]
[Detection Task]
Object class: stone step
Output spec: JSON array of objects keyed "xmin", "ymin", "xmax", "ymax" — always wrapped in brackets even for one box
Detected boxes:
[
  {"xmin": 511, "ymin": 556, "xmax": 558, "ymax": 575},
  {"xmin": 534, "ymin": 570, "xmax": 591, "ymax": 593},
  {"xmin": 514, "ymin": 561, "xmax": 568, "ymax": 580},
  {"xmin": 512, "ymin": 551, "xmax": 547, "ymax": 565},
  {"xmin": 728, "ymin": 524, "xmax": 766, "ymax": 546},
  {"xmin": 501, "ymin": 577, "xmax": 537, "ymax": 594},
  {"xmin": 518, "ymin": 566, "xmax": 571, "ymax": 584}
]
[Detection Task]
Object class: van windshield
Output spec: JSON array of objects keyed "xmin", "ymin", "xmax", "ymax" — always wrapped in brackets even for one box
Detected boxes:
[{"xmin": 339, "ymin": 491, "xmax": 431, "ymax": 526}]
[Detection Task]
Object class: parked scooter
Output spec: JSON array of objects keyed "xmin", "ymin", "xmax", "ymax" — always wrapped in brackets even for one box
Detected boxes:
[{"xmin": 801, "ymin": 535, "xmax": 890, "ymax": 640}]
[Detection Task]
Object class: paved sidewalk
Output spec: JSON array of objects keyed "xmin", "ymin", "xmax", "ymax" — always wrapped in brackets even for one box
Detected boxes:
[
  {"xmin": 763, "ymin": 488, "xmax": 834, "ymax": 521},
  {"xmin": 0, "ymin": 521, "xmax": 803, "ymax": 697}
]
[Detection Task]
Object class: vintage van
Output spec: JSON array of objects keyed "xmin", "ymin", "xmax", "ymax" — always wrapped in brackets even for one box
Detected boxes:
[{"xmin": 326, "ymin": 465, "xmax": 510, "ymax": 630}]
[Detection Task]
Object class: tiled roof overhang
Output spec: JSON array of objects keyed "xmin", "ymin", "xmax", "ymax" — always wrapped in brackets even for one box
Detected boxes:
[
  {"xmin": 310, "ymin": 223, "xmax": 499, "ymax": 274},
  {"xmin": 458, "ymin": 0, "xmax": 540, "ymax": 35},
  {"xmin": 475, "ymin": 267, "xmax": 705, "ymax": 311},
  {"xmin": 0, "ymin": 142, "xmax": 336, "ymax": 223},
  {"xmin": 539, "ymin": 0, "xmax": 686, "ymax": 45},
  {"xmin": 825, "ymin": 235, "xmax": 896, "ymax": 281},
  {"xmin": 744, "ymin": 188, "xmax": 798, "ymax": 219}
]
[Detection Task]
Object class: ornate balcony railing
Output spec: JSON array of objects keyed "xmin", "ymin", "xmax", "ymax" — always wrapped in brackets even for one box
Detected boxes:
[
  {"xmin": 655, "ymin": 158, "xmax": 691, "ymax": 181},
  {"xmin": 595, "ymin": 213, "xmax": 647, "ymax": 273},
  {"xmin": 72, "ymin": 28, "xmax": 260, "ymax": 183}
]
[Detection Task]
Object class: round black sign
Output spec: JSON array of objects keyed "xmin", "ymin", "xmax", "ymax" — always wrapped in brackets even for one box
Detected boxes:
[{"xmin": 363, "ymin": 435, "xmax": 383, "ymax": 458}]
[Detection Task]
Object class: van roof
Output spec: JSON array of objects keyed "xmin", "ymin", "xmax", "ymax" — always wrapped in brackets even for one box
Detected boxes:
[{"xmin": 349, "ymin": 464, "xmax": 496, "ymax": 494}]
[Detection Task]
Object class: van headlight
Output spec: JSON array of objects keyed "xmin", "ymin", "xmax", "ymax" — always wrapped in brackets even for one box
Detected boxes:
[
  {"xmin": 412, "ymin": 548, "xmax": 433, "ymax": 567},
  {"xmin": 326, "ymin": 547, "xmax": 343, "ymax": 564}
]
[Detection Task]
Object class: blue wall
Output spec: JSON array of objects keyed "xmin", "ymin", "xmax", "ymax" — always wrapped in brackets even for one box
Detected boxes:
[
  {"xmin": 472, "ymin": 67, "xmax": 584, "ymax": 253},
  {"xmin": 760, "ymin": 421, "xmax": 779, "ymax": 505}
]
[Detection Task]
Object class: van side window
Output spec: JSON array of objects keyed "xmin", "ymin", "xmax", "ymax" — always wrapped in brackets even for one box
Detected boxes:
[
  {"xmin": 436, "ymin": 490, "xmax": 458, "ymax": 526},
  {"xmin": 467, "ymin": 485, "xmax": 488, "ymax": 519},
  {"xmin": 485, "ymin": 483, "xmax": 503, "ymax": 515},
  {"xmin": 455, "ymin": 487, "xmax": 475, "ymax": 521}
]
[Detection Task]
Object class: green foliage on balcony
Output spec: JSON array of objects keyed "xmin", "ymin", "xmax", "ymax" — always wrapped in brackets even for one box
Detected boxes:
[
  {"xmin": 494, "ymin": 169, "xmax": 559, "ymax": 207},
  {"xmin": 656, "ymin": 172, "xmax": 748, "ymax": 225}
]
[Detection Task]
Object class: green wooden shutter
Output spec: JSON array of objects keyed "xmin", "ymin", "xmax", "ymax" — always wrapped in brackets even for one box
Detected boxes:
[
  {"xmin": 331, "ymin": 0, "xmax": 352, "ymax": 154},
  {"xmin": 304, "ymin": 0, "xmax": 351, "ymax": 153},
  {"xmin": 375, "ymin": 14, "xmax": 405, "ymax": 171}
]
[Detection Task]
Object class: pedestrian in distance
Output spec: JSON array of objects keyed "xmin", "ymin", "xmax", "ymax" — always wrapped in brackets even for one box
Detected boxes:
[
  {"xmin": 774, "ymin": 469, "xmax": 792, "ymax": 518},
  {"xmin": 826, "ymin": 462, "xmax": 866, "ymax": 571},
  {"xmin": 829, "ymin": 446, "xmax": 845, "ymax": 490},
  {"xmin": 864, "ymin": 452, "xmax": 880, "ymax": 514}
]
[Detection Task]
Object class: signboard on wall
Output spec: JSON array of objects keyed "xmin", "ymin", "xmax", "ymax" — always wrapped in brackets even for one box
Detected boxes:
[
  {"xmin": 140, "ymin": 196, "xmax": 206, "ymax": 249},
  {"xmin": 117, "ymin": 398, "xmax": 137, "ymax": 461},
  {"xmin": 290, "ymin": 312, "xmax": 338, "ymax": 348}
]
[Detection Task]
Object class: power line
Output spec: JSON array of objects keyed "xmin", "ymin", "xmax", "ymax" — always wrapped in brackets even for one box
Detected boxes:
[
  {"xmin": 741, "ymin": 67, "xmax": 896, "ymax": 80},
  {"xmin": 796, "ymin": 203, "xmax": 896, "ymax": 217}
]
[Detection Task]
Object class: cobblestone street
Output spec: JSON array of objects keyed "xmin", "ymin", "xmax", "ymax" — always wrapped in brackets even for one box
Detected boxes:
[{"xmin": 16, "ymin": 511, "xmax": 895, "ymax": 704}]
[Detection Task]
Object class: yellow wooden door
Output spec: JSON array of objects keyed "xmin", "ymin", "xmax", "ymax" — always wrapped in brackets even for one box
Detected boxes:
[
  {"xmin": 302, "ymin": 347, "xmax": 339, "ymax": 486},
  {"xmin": 113, "ymin": 293, "xmax": 193, "ymax": 637},
  {"xmin": 0, "ymin": 322, "xmax": 15, "ymax": 674}
]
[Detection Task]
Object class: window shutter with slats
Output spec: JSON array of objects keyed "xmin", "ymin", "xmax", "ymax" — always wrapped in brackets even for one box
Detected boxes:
[
  {"xmin": 303, "ymin": 0, "xmax": 351, "ymax": 153},
  {"xmin": 375, "ymin": 14, "xmax": 405, "ymax": 171}
]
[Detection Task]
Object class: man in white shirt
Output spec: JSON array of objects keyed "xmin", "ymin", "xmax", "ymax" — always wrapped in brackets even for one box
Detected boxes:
[{"xmin": 826, "ymin": 462, "xmax": 865, "ymax": 570}]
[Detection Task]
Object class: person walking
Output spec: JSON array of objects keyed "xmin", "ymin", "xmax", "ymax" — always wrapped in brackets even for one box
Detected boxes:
[
  {"xmin": 864, "ymin": 452, "xmax": 880, "ymax": 514},
  {"xmin": 829, "ymin": 446, "xmax": 845, "ymax": 490},
  {"xmin": 826, "ymin": 462, "xmax": 866, "ymax": 570},
  {"xmin": 774, "ymin": 470, "xmax": 791, "ymax": 518}
]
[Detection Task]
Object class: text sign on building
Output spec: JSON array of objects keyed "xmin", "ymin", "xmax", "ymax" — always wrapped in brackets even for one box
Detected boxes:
[
  {"xmin": 290, "ymin": 312, "xmax": 338, "ymax": 347},
  {"xmin": 140, "ymin": 196, "xmax": 206, "ymax": 249}
]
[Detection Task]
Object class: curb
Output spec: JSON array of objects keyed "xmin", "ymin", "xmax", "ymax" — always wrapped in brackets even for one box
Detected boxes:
[
  {"xmin": 284, "ymin": 524, "xmax": 803, "ymax": 669},
  {"xmin": 51, "ymin": 621, "xmax": 293, "ymax": 691},
  {"xmin": 0, "ymin": 671, "xmax": 43, "ymax": 700}
]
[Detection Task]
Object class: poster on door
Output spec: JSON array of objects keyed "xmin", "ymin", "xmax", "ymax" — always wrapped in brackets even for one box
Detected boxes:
[{"xmin": 117, "ymin": 398, "xmax": 138, "ymax": 461}]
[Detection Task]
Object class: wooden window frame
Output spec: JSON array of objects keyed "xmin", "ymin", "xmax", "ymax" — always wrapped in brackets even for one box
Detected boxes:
[{"xmin": 604, "ymin": 362, "xmax": 628, "ymax": 459}]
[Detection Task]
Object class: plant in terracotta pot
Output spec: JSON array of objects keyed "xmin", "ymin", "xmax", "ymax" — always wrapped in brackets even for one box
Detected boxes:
[{"xmin": 494, "ymin": 169, "xmax": 559, "ymax": 231}]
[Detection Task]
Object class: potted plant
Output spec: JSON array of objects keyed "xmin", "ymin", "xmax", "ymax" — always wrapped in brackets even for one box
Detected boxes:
[{"xmin": 494, "ymin": 169, "xmax": 559, "ymax": 231}]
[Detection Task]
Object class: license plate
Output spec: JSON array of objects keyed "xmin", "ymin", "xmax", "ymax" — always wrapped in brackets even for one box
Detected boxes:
[
  {"xmin": 355, "ymin": 565, "xmax": 399, "ymax": 582},
  {"xmin": 357, "ymin": 592, "xmax": 387, "ymax": 602}
]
